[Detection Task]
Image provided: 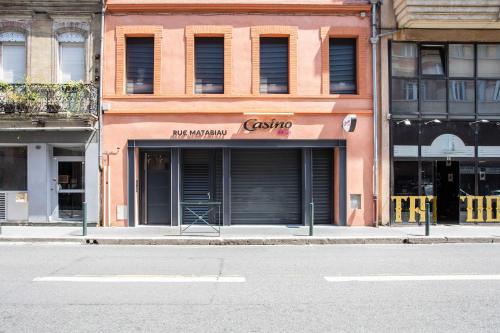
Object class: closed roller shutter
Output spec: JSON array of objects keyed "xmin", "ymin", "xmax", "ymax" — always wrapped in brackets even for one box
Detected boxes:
[
  {"xmin": 260, "ymin": 37, "xmax": 289, "ymax": 94},
  {"xmin": 195, "ymin": 37, "xmax": 224, "ymax": 94},
  {"xmin": 313, "ymin": 149, "xmax": 333, "ymax": 224},
  {"xmin": 181, "ymin": 149, "xmax": 222, "ymax": 225},
  {"xmin": 231, "ymin": 149, "xmax": 301, "ymax": 224},
  {"xmin": 330, "ymin": 38, "xmax": 357, "ymax": 94}
]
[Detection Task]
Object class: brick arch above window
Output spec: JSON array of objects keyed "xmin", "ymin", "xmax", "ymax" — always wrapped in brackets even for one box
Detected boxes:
[
  {"xmin": 115, "ymin": 25, "xmax": 163, "ymax": 95},
  {"xmin": 320, "ymin": 27, "xmax": 370, "ymax": 97}
]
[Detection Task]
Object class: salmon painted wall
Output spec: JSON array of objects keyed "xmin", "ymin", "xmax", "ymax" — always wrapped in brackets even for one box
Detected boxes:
[{"xmin": 102, "ymin": 11, "xmax": 373, "ymax": 227}]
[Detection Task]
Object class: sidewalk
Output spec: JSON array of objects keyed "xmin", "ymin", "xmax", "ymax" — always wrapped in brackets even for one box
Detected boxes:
[{"xmin": 1, "ymin": 225, "xmax": 500, "ymax": 245}]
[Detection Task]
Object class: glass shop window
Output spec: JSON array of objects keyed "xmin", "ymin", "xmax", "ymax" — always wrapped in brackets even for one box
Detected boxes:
[
  {"xmin": 391, "ymin": 42, "xmax": 417, "ymax": 78},
  {"xmin": 478, "ymin": 161, "xmax": 500, "ymax": 197},
  {"xmin": 449, "ymin": 80, "xmax": 475, "ymax": 115},
  {"xmin": 393, "ymin": 161, "xmax": 419, "ymax": 223},
  {"xmin": 391, "ymin": 78, "xmax": 418, "ymax": 114},
  {"xmin": 477, "ymin": 80, "xmax": 500, "ymax": 115},
  {"xmin": 421, "ymin": 45, "xmax": 446, "ymax": 76},
  {"xmin": 449, "ymin": 44, "xmax": 474, "ymax": 78},
  {"xmin": 478, "ymin": 45, "xmax": 500, "ymax": 78},
  {"xmin": 459, "ymin": 162, "xmax": 476, "ymax": 223},
  {"xmin": 421, "ymin": 79, "xmax": 446, "ymax": 114},
  {"xmin": 392, "ymin": 120, "xmax": 418, "ymax": 157},
  {"xmin": 478, "ymin": 122, "xmax": 500, "ymax": 158},
  {"xmin": 0, "ymin": 147, "xmax": 27, "ymax": 191}
]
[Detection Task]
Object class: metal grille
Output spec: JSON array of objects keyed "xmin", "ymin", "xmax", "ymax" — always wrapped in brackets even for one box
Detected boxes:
[{"xmin": 0, "ymin": 192, "xmax": 6, "ymax": 221}]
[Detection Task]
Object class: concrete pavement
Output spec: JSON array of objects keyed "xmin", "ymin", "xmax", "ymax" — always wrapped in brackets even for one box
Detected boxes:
[
  {"xmin": 1, "ymin": 243, "xmax": 500, "ymax": 332},
  {"xmin": 1, "ymin": 224, "xmax": 500, "ymax": 245}
]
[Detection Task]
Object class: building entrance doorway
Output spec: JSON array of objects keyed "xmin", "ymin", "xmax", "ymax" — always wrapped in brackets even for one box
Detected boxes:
[
  {"xmin": 435, "ymin": 161, "xmax": 460, "ymax": 223},
  {"xmin": 139, "ymin": 150, "xmax": 171, "ymax": 225}
]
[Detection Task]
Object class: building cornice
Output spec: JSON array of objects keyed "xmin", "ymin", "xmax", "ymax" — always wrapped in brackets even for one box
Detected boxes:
[{"xmin": 105, "ymin": 3, "xmax": 371, "ymax": 14}]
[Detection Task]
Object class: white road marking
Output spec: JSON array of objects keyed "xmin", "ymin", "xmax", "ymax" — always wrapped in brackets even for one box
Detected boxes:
[
  {"xmin": 33, "ymin": 275, "xmax": 246, "ymax": 283},
  {"xmin": 324, "ymin": 274, "xmax": 500, "ymax": 282}
]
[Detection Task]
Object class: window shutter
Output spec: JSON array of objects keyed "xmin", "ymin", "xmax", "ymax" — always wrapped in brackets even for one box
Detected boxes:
[
  {"xmin": 330, "ymin": 38, "xmax": 357, "ymax": 94},
  {"xmin": 195, "ymin": 37, "xmax": 224, "ymax": 94},
  {"xmin": 60, "ymin": 43, "xmax": 85, "ymax": 82},
  {"xmin": 1, "ymin": 44, "xmax": 26, "ymax": 83},
  {"xmin": 260, "ymin": 37, "xmax": 289, "ymax": 94},
  {"xmin": 126, "ymin": 37, "xmax": 154, "ymax": 94}
]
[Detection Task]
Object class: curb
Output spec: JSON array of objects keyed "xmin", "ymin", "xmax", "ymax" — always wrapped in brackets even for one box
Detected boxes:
[{"xmin": 0, "ymin": 236, "xmax": 499, "ymax": 245}]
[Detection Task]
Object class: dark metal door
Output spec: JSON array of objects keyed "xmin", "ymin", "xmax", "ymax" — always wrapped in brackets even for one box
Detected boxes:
[
  {"xmin": 141, "ymin": 151, "xmax": 171, "ymax": 225},
  {"xmin": 436, "ymin": 161, "xmax": 460, "ymax": 223},
  {"xmin": 231, "ymin": 149, "xmax": 301, "ymax": 225},
  {"xmin": 313, "ymin": 149, "xmax": 333, "ymax": 224},
  {"xmin": 181, "ymin": 149, "xmax": 222, "ymax": 224}
]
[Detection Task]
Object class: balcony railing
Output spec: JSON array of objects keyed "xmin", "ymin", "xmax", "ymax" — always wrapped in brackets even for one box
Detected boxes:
[{"xmin": 0, "ymin": 83, "xmax": 98, "ymax": 116}]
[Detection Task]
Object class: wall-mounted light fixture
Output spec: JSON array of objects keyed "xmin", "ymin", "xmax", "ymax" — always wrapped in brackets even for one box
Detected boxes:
[
  {"xmin": 424, "ymin": 119, "xmax": 441, "ymax": 125},
  {"xmin": 396, "ymin": 119, "xmax": 411, "ymax": 126},
  {"xmin": 469, "ymin": 119, "xmax": 490, "ymax": 125}
]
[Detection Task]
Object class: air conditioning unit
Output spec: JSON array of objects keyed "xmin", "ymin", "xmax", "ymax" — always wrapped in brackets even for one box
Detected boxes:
[{"xmin": 0, "ymin": 192, "xmax": 6, "ymax": 221}]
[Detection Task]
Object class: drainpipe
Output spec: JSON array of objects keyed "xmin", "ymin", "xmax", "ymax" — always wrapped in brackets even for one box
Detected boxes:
[
  {"xmin": 370, "ymin": 0, "xmax": 382, "ymax": 227},
  {"xmin": 98, "ymin": 0, "xmax": 106, "ymax": 226}
]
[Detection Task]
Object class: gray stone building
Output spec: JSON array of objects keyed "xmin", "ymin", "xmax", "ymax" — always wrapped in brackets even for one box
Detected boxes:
[
  {"xmin": 0, "ymin": 0, "xmax": 101, "ymax": 224},
  {"xmin": 379, "ymin": 0, "xmax": 500, "ymax": 224}
]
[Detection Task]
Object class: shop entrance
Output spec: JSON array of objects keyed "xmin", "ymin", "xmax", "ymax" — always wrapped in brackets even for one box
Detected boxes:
[
  {"xmin": 435, "ymin": 161, "xmax": 460, "ymax": 223},
  {"xmin": 139, "ymin": 150, "xmax": 171, "ymax": 225}
]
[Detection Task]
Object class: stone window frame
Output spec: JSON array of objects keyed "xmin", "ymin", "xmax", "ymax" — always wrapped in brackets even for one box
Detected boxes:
[
  {"xmin": 0, "ymin": 22, "xmax": 30, "ymax": 82},
  {"xmin": 320, "ymin": 27, "xmax": 369, "ymax": 96},
  {"xmin": 115, "ymin": 25, "xmax": 162, "ymax": 96},
  {"xmin": 54, "ymin": 27, "xmax": 90, "ymax": 83},
  {"xmin": 185, "ymin": 25, "xmax": 232, "ymax": 96},
  {"xmin": 251, "ymin": 26, "xmax": 298, "ymax": 96}
]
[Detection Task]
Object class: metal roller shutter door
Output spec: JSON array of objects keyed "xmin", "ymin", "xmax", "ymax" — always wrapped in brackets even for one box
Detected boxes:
[
  {"xmin": 313, "ymin": 149, "xmax": 333, "ymax": 224},
  {"xmin": 181, "ymin": 149, "xmax": 222, "ymax": 225},
  {"xmin": 231, "ymin": 149, "xmax": 301, "ymax": 225}
]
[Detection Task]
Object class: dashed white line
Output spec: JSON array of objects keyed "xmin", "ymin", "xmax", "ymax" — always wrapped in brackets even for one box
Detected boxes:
[
  {"xmin": 33, "ymin": 275, "xmax": 246, "ymax": 283},
  {"xmin": 324, "ymin": 274, "xmax": 500, "ymax": 282}
]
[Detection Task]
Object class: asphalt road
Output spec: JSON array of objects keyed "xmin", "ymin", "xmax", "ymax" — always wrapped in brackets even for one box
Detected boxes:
[{"xmin": 1, "ymin": 243, "xmax": 500, "ymax": 332}]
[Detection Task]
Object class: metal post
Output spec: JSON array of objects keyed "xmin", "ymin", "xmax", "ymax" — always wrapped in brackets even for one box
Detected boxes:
[
  {"xmin": 82, "ymin": 202, "xmax": 87, "ymax": 236},
  {"xmin": 425, "ymin": 202, "xmax": 431, "ymax": 236},
  {"xmin": 309, "ymin": 202, "xmax": 314, "ymax": 236}
]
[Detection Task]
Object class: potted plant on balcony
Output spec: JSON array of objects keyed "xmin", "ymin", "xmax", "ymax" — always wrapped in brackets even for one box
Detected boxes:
[
  {"xmin": 0, "ymin": 82, "xmax": 14, "ymax": 113},
  {"xmin": 61, "ymin": 81, "xmax": 86, "ymax": 114},
  {"xmin": 46, "ymin": 83, "xmax": 62, "ymax": 113}
]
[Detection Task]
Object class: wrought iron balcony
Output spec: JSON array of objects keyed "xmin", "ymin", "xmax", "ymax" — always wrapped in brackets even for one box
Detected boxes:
[
  {"xmin": 393, "ymin": 0, "xmax": 500, "ymax": 29},
  {"xmin": 0, "ymin": 83, "xmax": 97, "ymax": 117}
]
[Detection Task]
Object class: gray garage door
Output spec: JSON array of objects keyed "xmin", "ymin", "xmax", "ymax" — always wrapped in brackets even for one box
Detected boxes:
[{"xmin": 231, "ymin": 149, "xmax": 301, "ymax": 225}]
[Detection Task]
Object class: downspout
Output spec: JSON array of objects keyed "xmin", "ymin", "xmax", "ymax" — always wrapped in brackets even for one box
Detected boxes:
[
  {"xmin": 98, "ymin": 0, "xmax": 105, "ymax": 226},
  {"xmin": 370, "ymin": 0, "xmax": 382, "ymax": 227}
]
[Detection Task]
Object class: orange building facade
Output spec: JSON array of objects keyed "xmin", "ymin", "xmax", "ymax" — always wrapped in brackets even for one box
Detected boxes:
[{"xmin": 102, "ymin": 1, "xmax": 374, "ymax": 227}]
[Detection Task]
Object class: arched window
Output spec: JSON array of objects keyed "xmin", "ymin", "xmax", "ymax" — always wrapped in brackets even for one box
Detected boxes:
[
  {"xmin": 0, "ymin": 31, "xmax": 26, "ymax": 83},
  {"xmin": 57, "ymin": 32, "xmax": 86, "ymax": 82}
]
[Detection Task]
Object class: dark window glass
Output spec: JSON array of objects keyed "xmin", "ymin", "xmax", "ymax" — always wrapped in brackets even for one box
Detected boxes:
[
  {"xmin": 391, "ymin": 42, "xmax": 417, "ymax": 77},
  {"xmin": 53, "ymin": 147, "xmax": 84, "ymax": 157},
  {"xmin": 329, "ymin": 38, "xmax": 357, "ymax": 94},
  {"xmin": 421, "ymin": 46, "xmax": 445, "ymax": 76},
  {"xmin": 478, "ymin": 45, "xmax": 500, "ymax": 78},
  {"xmin": 58, "ymin": 162, "xmax": 83, "ymax": 190},
  {"xmin": 392, "ymin": 121, "xmax": 418, "ymax": 157},
  {"xmin": 478, "ymin": 161, "xmax": 500, "ymax": 196},
  {"xmin": 449, "ymin": 44, "xmax": 474, "ymax": 77},
  {"xmin": 421, "ymin": 121, "xmax": 475, "ymax": 157},
  {"xmin": 126, "ymin": 37, "xmax": 154, "ymax": 94},
  {"xmin": 421, "ymin": 79, "xmax": 446, "ymax": 114},
  {"xmin": 58, "ymin": 193, "xmax": 83, "ymax": 220},
  {"xmin": 0, "ymin": 147, "xmax": 27, "ymax": 190},
  {"xmin": 478, "ymin": 122, "xmax": 500, "ymax": 157},
  {"xmin": 477, "ymin": 80, "xmax": 500, "ymax": 114},
  {"xmin": 449, "ymin": 80, "xmax": 475, "ymax": 115},
  {"xmin": 393, "ymin": 161, "xmax": 419, "ymax": 222},
  {"xmin": 459, "ymin": 161, "xmax": 476, "ymax": 223},
  {"xmin": 260, "ymin": 37, "xmax": 288, "ymax": 94},
  {"xmin": 195, "ymin": 37, "xmax": 224, "ymax": 94},
  {"xmin": 421, "ymin": 161, "xmax": 434, "ymax": 196},
  {"xmin": 391, "ymin": 78, "xmax": 418, "ymax": 114}
]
